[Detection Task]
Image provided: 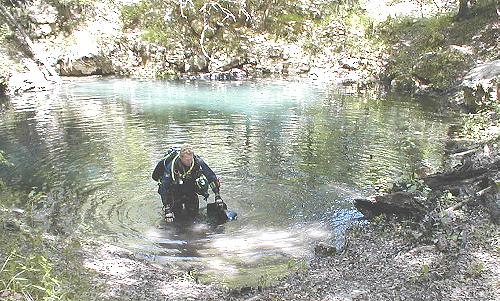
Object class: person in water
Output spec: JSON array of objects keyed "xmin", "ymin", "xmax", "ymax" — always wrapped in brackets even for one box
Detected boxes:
[{"xmin": 152, "ymin": 144, "xmax": 224, "ymax": 222}]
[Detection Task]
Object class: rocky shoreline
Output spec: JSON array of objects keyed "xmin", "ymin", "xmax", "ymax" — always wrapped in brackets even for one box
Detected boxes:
[
  {"xmin": 0, "ymin": 0, "xmax": 437, "ymax": 96},
  {"xmin": 1, "ymin": 1, "xmax": 498, "ymax": 110}
]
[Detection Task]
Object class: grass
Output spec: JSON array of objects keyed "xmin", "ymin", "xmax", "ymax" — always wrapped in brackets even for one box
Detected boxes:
[
  {"xmin": 0, "ymin": 251, "xmax": 64, "ymax": 300},
  {"xmin": 0, "ymin": 178, "xmax": 100, "ymax": 301},
  {"xmin": 376, "ymin": 0, "xmax": 498, "ymax": 94},
  {"xmin": 0, "ymin": 216, "xmax": 100, "ymax": 301}
]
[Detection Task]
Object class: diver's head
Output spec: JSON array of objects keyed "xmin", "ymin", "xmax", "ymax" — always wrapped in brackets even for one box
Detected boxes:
[{"xmin": 179, "ymin": 144, "xmax": 194, "ymax": 167}]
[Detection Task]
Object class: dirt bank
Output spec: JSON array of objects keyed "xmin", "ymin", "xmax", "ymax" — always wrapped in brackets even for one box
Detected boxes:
[{"xmin": 83, "ymin": 202, "xmax": 498, "ymax": 301}]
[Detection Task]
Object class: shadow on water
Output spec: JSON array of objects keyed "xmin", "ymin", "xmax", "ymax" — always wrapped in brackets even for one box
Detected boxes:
[{"xmin": 0, "ymin": 78, "xmax": 458, "ymax": 287}]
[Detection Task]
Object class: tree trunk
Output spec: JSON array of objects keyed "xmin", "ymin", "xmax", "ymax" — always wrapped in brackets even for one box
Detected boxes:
[
  {"xmin": 0, "ymin": 3, "xmax": 61, "ymax": 83},
  {"xmin": 456, "ymin": 0, "xmax": 471, "ymax": 20}
]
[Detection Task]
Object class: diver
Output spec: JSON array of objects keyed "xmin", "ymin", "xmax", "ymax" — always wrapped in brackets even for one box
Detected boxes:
[{"xmin": 152, "ymin": 144, "xmax": 225, "ymax": 222}]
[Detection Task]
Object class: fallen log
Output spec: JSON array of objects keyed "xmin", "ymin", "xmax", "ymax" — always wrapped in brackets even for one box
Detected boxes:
[
  {"xmin": 354, "ymin": 191, "xmax": 428, "ymax": 220},
  {"xmin": 355, "ymin": 156, "xmax": 499, "ymax": 222}
]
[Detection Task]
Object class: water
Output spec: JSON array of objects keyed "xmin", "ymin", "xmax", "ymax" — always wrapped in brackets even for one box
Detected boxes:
[{"xmin": 0, "ymin": 78, "xmax": 455, "ymax": 286}]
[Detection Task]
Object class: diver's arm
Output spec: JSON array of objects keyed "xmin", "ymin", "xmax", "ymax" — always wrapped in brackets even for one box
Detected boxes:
[{"xmin": 198, "ymin": 158, "xmax": 220, "ymax": 195}]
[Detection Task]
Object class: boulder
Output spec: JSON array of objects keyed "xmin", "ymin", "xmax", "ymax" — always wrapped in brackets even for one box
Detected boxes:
[
  {"xmin": 268, "ymin": 46, "xmax": 284, "ymax": 58},
  {"xmin": 209, "ymin": 55, "xmax": 247, "ymax": 72},
  {"xmin": 31, "ymin": 23, "xmax": 54, "ymax": 37},
  {"xmin": 26, "ymin": 0, "xmax": 58, "ymax": 24},
  {"xmin": 461, "ymin": 60, "xmax": 500, "ymax": 112},
  {"xmin": 59, "ymin": 56, "xmax": 114, "ymax": 76},
  {"xmin": 25, "ymin": 0, "xmax": 58, "ymax": 37},
  {"xmin": 185, "ymin": 54, "xmax": 208, "ymax": 73},
  {"xmin": 314, "ymin": 242, "xmax": 337, "ymax": 257},
  {"xmin": 340, "ymin": 57, "xmax": 360, "ymax": 70}
]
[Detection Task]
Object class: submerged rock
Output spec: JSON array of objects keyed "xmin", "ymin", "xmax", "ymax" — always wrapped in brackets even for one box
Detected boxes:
[{"xmin": 180, "ymin": 68, "xmax": 247, "ymax": 81}]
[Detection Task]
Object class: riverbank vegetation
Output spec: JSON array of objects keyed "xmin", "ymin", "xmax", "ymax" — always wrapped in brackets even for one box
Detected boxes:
[
  {"xmin": 0, "ymin": 155, "xmax": 98, "ymax": 300},
  {"xmin": 378, "ymin": 0, "xmax": 498, "ymax": 95}
]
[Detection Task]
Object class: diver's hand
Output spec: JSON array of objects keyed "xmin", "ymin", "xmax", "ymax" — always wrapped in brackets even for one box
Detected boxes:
[{"xmin": 215, "ymin": 195, "xmax": 224, "ymax": 208}]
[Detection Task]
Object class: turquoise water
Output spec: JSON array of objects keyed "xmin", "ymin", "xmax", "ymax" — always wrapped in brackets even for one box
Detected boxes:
[{"xmin": 0, "ymin": 78, "xmax": 454, "ymax": 285}]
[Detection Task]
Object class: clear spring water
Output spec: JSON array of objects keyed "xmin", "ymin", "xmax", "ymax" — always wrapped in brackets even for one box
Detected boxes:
[{"xmin": 0, "ymin": 78, "xmax": 455, "ymax": 286}]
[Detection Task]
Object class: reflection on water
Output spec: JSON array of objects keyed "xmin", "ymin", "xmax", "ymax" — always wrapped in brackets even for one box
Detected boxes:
[{"xmin": 0, "ymin": 78, "xmax": 454, "ymax": 286}]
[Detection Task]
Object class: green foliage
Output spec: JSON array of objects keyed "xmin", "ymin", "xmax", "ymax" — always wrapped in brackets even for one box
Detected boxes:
[
  {"xmin": 0, "ymin": 184, "xmax": 99, "ymax": 300},
  {"xmin": 121, "ymin": 1, "xmax": 197, "ymax": 46},
  {"xmin": 0, "ymin": 235, "xmax": 98, "ymax": 301},
  {"xmin": 47, "ymin": 0, "xmax": 93, "ymax": 5},
  {"xmin": 460, "ymin": 102, "xmax": 500, "ymax": 139},
  {"xmin": 405, "ymin": 178, "xmax": 431, "ymax": 195},
  {"xmin": 286, "ymin": 258, "xmax": 307, "ymax": 273},
  {"xmin": 0, "ymin": 22, "xmax": 12, "ymax": 43},
  {"xmin": 278, "ymin": 12, "xmax": 304, "ymax": 23},
  {"xmin": 421, "ymin": 263, "xmax": 430, "ymax": 277},
  {"xmin": 466, "ymin": 262, "xmax": 484, "ymax": 278},
  {"xmin": 0, "ymin": 150, "xmax": 8, "ymax": 166},
  {"xmin": 412, "ymin": 48, "xmax": 473, "ymax": 91},
  {"xmin": 378, "ymin": 13, "xmax": 455, "ymax": 81},
  {"xmin": 121, "ymin": 1, "xmax": 157, "ymax": 30},
  {"xmin": 0, "ymin": 251, "xmax": 64, "ymax": 300},
  {"xmin": 392, "ymin": 177, "xmax": 432, "ymax": 197},
  {"xmin": 438, "ymin": 190, "xmax": 456, "ymax": 207},
  {"xmin": 371, "ymin": 214, "xmax": 387, "ymax": 225}
]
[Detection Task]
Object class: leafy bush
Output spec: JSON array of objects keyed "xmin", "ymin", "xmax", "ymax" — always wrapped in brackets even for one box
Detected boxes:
[
  {"xmin": 412, "ymin": 48, "xmax": 473, "ymax": 92},
  {"xmin": 460, "ymin": 102, "xmax": 500, "ymax": 140},
  {"xmin": 378, "ymin": 13, "xmax": 455, "ymax": 86}
]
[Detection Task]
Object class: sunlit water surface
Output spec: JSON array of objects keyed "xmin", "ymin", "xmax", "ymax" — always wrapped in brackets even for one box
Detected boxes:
[{"xmin": 0, "ymin": 78, "xmax": 455, "ymax": 286}]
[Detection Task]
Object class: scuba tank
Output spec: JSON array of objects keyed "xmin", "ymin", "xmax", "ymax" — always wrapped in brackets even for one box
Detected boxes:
[{"xmin": 163, "ymin": 147, "xmax": 180, "ymax": 163}]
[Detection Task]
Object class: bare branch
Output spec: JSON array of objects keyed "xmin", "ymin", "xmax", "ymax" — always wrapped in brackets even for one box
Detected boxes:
[
  {"xmin": 178, "ymin": 0, "xmax": 194, "ymax": 19},
  {"xmin": 194, "ymin": 1, "xmax": 250, "ymax": 64},
  {"xmin": 199, "ymin": 2, "xmax": 214, "ymax": 62}
]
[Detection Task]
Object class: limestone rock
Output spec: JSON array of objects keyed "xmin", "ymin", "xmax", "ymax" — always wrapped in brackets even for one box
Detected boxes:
[
  {"xmin": 185, "ymin": 54, "xmax": 208, "ymax": 73},
  {"xmin": 26, "ymin": 0, "xmax": 58, "ymax": 24},
  {"xmin": 268, "ymin": 46, "xmax": 284, "ymax": 59},
  {"xmin": 59, "ymin": 56, "xmax": 114, "ymax": 76},
  {"xmin": 461, "ymin": 60, "xmax": 500, "ymax": 111}
]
